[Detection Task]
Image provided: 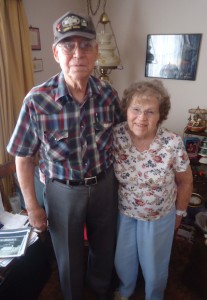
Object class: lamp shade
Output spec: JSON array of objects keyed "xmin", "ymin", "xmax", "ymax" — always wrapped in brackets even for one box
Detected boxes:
[{"xmin": 95, "ymin": 32, "xmax": 120, "ymax": 68}]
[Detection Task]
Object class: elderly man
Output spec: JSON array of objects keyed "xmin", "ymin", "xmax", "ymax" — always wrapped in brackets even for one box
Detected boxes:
[{"xmin": 7, "ymin": 11, "xmax": 123, "ymax": 300}]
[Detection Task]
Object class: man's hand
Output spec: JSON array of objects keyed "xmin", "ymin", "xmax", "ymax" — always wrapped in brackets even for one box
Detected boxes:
[
  {"xmin": 27, "ymin": 206, "xmax": 48, "ymax": 232},
  {"xmin": 15, "ymin": 156, "xmax": 48, "ymax": 232}
]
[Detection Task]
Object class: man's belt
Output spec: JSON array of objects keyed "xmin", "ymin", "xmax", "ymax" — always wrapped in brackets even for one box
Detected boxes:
[{"xmin": 53, "ymin": 169, "xmax": 109, "ymax": 186}]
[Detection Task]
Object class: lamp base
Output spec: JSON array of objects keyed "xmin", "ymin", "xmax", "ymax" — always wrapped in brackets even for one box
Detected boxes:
[{"xmin": 95, "ymin": 66, "xmax": 117, "ymax": 82}]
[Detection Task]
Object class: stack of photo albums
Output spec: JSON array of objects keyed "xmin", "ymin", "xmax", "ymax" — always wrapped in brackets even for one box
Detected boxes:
[{"xmin": 0, "ymin": 193, "xmax": 38, "ymax": 267}]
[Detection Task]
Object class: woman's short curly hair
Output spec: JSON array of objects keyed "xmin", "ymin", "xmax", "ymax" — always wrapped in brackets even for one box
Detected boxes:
[{"xmin": 121, "ymin": 79, "xmax": 171, "ymax": 125}]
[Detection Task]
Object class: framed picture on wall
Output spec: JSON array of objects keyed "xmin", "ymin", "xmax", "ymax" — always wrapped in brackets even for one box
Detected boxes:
[
  {"xmin": 29, "ymin": 27, "xmax": 41, "ymax": 50},
  {"xmin": 32, "ymin": 58, "xmax": 43, "ymax": 72},
  {"xmin": 145, "ymin": 34, "xmax": 202, "ymax": 81}
]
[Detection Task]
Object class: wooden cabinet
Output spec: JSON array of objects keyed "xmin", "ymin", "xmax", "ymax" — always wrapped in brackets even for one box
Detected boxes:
[{"xmin": 184, "ymin": 128, "xmax": 207, "ymax": 203}]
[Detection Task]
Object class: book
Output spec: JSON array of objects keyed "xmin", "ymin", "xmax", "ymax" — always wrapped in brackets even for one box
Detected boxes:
[
  {"xmin": 184, "ymin": 137, "xmax": 201, "ymax": 160},
  {"xmin": 0, "ymin": 227, "xmax": 32, "ymax": 258}
]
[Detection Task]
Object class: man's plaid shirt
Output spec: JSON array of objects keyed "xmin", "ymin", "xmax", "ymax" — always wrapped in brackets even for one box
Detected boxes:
[{"xmin": 7, "ymin": 72, "xmax": 123, "ymax": 180}]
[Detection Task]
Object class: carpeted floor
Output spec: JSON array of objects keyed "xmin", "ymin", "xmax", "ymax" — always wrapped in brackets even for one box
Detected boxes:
[{"xmin": 37, "ymin": 227, "xmax": 207, "ymax": 300}]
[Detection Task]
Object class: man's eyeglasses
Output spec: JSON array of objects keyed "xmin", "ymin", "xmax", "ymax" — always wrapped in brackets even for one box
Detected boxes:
[{"xmin": 58, "ymin": 40, "xmax": 97, "ymax": 54}]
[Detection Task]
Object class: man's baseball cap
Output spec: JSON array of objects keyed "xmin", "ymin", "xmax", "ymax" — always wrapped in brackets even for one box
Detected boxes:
[{"xmin": 53, "ymin": 11, "xmax": 96, "ymax": 46}]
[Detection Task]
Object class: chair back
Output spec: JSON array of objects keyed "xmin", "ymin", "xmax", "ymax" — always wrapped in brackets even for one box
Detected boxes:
[{"xmin": 0, "ymin": 161, "xmax": 16, "ymax": 211}]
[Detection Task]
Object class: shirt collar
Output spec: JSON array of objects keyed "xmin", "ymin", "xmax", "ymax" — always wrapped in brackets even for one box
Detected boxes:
[
  {"xmin": 54, "ymin": 72, "xmax": 68, "ymax": 102},
  {"xmin": 55, "ymin": 72, "xmax": 103, "ymax": 103}
]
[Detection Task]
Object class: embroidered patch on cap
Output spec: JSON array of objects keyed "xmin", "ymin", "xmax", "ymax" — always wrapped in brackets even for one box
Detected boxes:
[
  {"xmin": 56, "ymin": 15, "xmax": 88, "ymax": 33},
  {"xmin": 53, "ymin": 12, "xmax": 96, "ymax": 46}
]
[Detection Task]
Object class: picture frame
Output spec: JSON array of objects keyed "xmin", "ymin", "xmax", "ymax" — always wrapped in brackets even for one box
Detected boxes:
[
  {"xmin": 29, "ymin": 27, "xmax": 41, "ymax": 50},
  {"xmin": 33, "ymin": 58, "xmax": 43, "ymax": 72},
  {"xmin": 184, "ymin": 137, "xmax": 201, "ymax": 160},
  {"xmin": 145, "ymin": 34, "xmax": 202, "ymax": 81}
]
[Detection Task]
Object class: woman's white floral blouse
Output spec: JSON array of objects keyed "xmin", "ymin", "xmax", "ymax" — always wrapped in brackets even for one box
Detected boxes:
[{"xmin": 113, "ymin": 122, "xmax": 190, "ymax": 221}]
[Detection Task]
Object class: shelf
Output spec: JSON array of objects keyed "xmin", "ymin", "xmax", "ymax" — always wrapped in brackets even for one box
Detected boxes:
[
  {"xmin": 184, "ymin": 127, "xmax": 207, "ymax": 170},
  {"xmin": 184, "ymin": 128, "xmax": 207, "ymax": 137}
]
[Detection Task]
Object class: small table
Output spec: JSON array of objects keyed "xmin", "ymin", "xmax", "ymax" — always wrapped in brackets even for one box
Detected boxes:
[{"xmin": 0, "ymin": 234, "xmax": 50, "ymax": 300}]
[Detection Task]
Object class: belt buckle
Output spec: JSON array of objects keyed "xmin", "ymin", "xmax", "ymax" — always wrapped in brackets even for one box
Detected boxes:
[{"xmin": 84, "ymin": 176, "xmax": 97, "ymax": 186}]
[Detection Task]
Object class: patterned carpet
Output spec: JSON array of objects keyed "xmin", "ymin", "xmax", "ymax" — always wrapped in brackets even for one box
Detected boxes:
[{"xmin": 37, "ymin": 228, "xmax": 207, "ymax": 300}]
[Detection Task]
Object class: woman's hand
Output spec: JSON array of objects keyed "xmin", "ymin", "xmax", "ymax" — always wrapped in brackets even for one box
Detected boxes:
[{"xmin": 174, "ymin": 215, "xmax": 183, "ymax": 234}]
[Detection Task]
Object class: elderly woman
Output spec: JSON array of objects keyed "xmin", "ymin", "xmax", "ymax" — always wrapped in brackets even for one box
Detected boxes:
[{"xmin": 113, "ymin": 80, "xmax": 193, "ymax": 300}]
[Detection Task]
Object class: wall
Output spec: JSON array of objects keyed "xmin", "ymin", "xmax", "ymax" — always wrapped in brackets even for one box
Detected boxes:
[
  {"xmin": 23, "ymin": 0, "xmax": 207, "ymax": 135},
  {"xmin": 23, "ymin": 0, "xmax": 84, "ymax": 85},
  {"xmin": 108, "ymin": 0, "xmax": 207, "ymax": 135}
]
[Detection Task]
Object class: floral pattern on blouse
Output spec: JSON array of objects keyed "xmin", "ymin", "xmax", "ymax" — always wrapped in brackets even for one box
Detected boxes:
[{"xmin": 113, "ymin": 122, "xmax": 190, "ymax": 221}]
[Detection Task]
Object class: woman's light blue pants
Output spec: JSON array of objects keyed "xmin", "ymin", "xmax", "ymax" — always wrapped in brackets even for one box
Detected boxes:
[{"xmin": 115, "ymin": 209, "xmax": 175, "ymax": 300}]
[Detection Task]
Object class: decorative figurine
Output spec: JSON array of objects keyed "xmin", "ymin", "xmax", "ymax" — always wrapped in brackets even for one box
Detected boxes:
[{"xmin": 187, "ymin": 106, "xmax": 207, "ymax": 132}]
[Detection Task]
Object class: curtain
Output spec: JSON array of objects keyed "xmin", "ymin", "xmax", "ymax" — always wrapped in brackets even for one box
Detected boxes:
[
  {"xmin": 0, "ymin": 0, "xmax": 34, "ymax": 210},
  {"xmin": 0, "ymin": 0, "xmax": 34, "ymax": 164}
]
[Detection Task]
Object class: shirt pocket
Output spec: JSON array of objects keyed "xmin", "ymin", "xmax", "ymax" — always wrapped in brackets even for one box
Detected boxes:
[
  {"xmin": 42, "ymin": 130, "xmax": 69, "ymax": 161},
  {"xmin": 94, "ymin": 121, "xmax": 113, "ymax": 151}
]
